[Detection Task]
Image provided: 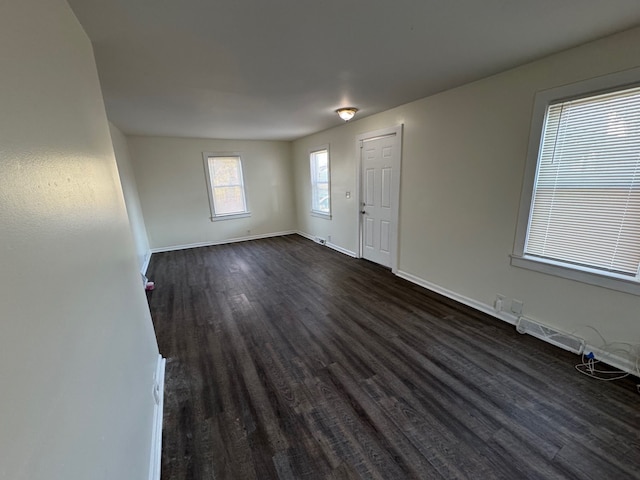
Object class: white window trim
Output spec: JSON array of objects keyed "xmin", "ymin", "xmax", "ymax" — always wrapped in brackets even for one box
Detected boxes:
[
  {"xmin": 310, "ymin": 144, "xmax": 331, "ymax": 219},
  {"xmin": 511, "ymin": 67, "xmax": 640, "ymax": 295},
  {"xmin": 310, "ymin": 211, "xmax": 331, "ymax": 219},
  {"xmin": 202, "ymin": 152, "xmax": 251, "ymax": 221}
]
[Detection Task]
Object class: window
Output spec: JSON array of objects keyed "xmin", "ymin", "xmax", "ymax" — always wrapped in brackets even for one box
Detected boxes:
[
  {"xmin": 203, "ymin": 154, "xmax": 249, "ymax": 220},
  {"xmin": 310, "ymin": 146, "xmax": 331, "ymax": 217},
  {"xmin": 512, "ymin": 69, "xmax": 640, "ymax": 294}
]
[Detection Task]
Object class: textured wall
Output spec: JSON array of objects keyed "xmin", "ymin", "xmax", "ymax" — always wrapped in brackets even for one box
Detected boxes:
[{"xmin": 0, "ymin": 1, "xmax": 159, "ymax": 478}]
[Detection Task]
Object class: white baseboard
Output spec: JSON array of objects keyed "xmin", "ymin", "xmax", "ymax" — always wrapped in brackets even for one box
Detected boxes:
[
  {"xmin": 296, "ymin": 230, "xmax": 315, "ymax": 241},
  {"xmin": 396, "ymin": 270, "xmax": 518, "ymax": 325},
  {"xmin": 148, "ymin": 354, "xmax": 166, "ymax": 480},
  {"xmin": 150, "ymin": 230, "xmax": 297, "ymax": 253},
  {"xmin": 326, "ymin": 242, "xmax": 357, "ymax": 258},
  {"xmin": 141, "ymin": 251, "xmax": 152, "ymax": 276},
  {"xmin": 585, "ymin": 345, "xmax": 639, "ymax": 377},
  {"xmin": 296, "ymin": 232, "xmax": 357, "ymax": 258},
  {"xmin": 397, "ymin": 269, "xmax": 640, "ymax": 377}
]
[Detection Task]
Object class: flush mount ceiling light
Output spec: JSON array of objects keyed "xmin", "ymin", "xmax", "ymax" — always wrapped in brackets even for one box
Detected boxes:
[{"xmin": 336, "ymin": 107, "xmax": 358, "ymax": 122}]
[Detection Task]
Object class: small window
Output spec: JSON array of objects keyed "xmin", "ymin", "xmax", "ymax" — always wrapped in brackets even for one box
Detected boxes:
[
  {"xmin": 310, "ymin": 146, "xmax": 331, "ymax": 217},
  {"xmin": 512, "ymin": 70, "xmax": 640, "ymax": 294},
  {"xmin": 203, "ymin": 154, "xmax": 249, "ymax": 220}
]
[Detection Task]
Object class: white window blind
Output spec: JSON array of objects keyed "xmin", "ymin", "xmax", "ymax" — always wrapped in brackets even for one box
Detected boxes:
[{"xmin": 525, "ymin": 85, "xmax": 640, "ymax": 278}]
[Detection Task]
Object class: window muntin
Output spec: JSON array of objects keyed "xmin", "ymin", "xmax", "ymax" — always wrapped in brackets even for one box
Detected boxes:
[
  {"xmin": 310, "ymin": 147, "xmax": 331, "ymax": 216},
  {"xmin": 204, "ymin": 154, "xmax": 249, "ymax": 219}
]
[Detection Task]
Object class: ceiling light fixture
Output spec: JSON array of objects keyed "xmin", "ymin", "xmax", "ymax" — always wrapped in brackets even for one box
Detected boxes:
[{"xmin": 336, "ymin": 107, "xmax": 358, "ymax": 122}]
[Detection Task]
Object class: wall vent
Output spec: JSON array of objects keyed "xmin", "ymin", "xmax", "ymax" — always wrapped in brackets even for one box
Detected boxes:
[{"xmin": 516, "ymin": 316, "xmax": 585, "ymax": 355}]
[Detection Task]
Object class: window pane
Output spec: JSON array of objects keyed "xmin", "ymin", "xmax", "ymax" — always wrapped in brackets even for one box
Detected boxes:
[
  {"xmin": 213, "ymin": 186, "xmax": 245, "ymax": 215},
  {"xmin": 310, "ymin": 148, "xmax": 330, "ymax": 215},
  {"xmin": 211, "ymin": 157, "xmax": 241, "ymax": 186},
  {"xmin": 315, "ymin": 182, "xmax": 329, "ymax": 212},
  {"xmin": 314, "ymin": 151, "xmax": 328, "ymax": 182},
  {"xmin": 525, "ymin": 85, "xmax": 640, "ymax": 277},
  {"xmin": 205, "ymin": 154, "xmax": 248, "ymax": 217}
]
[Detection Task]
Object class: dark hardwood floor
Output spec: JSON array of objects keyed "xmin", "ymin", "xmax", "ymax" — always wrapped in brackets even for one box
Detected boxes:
[{"xmin": 146, "ymin": 234, "xmax": 640, "ymax": 480}]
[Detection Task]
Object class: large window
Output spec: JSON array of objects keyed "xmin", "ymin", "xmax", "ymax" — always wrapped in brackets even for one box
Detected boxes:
[
  {"xmin": 203, "ymin": 154, "xmax": 249, "ymax": 220},
  {"xmin": 310, "ymin": 146, "xmax": 331, "ymax": 217},
  {"xmin": 512, "ymin": 70, "xmax": 640, "ymax": 294}
]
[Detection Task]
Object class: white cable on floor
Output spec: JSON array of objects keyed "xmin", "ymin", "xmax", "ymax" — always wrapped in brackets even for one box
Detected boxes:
[{"xmin": 570, "ymin": 326, "xmax": 640, "ymax": 392}]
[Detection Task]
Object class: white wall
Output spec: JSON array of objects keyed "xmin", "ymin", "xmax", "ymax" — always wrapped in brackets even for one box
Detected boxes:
[
  {"xmin": 0, "ymin": 1, "xmax": 160, "ymax": 479},
  {"xmin": 110, "ymin": 122, "xmax": 151, "ymax": 273},
  {"xmin": 295, "ymin": 136, "xmax": 360, "ymax": 253},
  {"xmin": 128, "ymin": 136, "xmax": 296, "ymax": 250},
  {"xmin": 293, "ymin": 27, "xmax": 640, "ymax": 353}
]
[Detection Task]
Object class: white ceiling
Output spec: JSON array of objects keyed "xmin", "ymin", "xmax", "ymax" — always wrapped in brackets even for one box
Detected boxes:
[{"xmin": 67, "ymin": 0, "xmax": 640, "ymax": 141}]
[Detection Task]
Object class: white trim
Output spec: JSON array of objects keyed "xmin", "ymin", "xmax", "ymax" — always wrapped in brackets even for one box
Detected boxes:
[
  {"xmin": 310, "ymin": 211, "xmax": 332, "ymax": 220},
  {"xmin": 586, "ymin": 345, "xmax": 639, "ymax": 377},
  {"xmin": 297, "ymin": 231, "xmax": 357, "ymax": 256},
  {"xmin": 326, "ymin": 242, "xmax": 357, "ymax": 258},
  {"xmin": 397, "ymin": 269, "xmax": 639, "ymax": 376},
  {"xmin": 148, "ymin": 354, "xmax": 166, "ymax": 480},
  {"xmin": 310, "ymin": 144, "xmax": 332, "ymax": 217},
  {"xmin": 513, "ymin": 67, "xmax": 640, "ymax": 294},
  {"xmin": 354, "ymin": 136, "xmax": 361, "ymax": 259},
  {"xmin": 141, "ymin": 251, "xmax": 152, "ymax": 276},
  {"xmin": 150, "ymin": 230, "xmax": 296, "ymax": 253},
  {"xmin": 202, "ymin": 152, "xmax": 250, "ymax": 220},
  {"xmin": 355, "ymin": 125, "xmax": 403, "ymax": 272},
  {"xmin": 396, "ymin": 270, "xmax": 519, "ymax": 325},
  {"xmin": 510, "ymin": 255, "xmax": 640, "ymax": 296},
  {"xmin": 210, "ymin": 212, "xmax": 252, "ymax": 222},
  {"xmin": 296, "ymin": 230, "xmax": 315, "ymax": 242}
]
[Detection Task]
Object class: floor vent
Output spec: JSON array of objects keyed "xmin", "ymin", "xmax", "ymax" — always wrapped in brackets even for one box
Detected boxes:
[{"xmin": 516, "ymin": 316, "xmax": 585, "ymax": 355}]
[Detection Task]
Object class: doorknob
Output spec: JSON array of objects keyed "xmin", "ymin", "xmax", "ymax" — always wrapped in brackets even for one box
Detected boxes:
[{"xmin": 360, "ymin": 210, "xmax": 366, "ymax": 214}]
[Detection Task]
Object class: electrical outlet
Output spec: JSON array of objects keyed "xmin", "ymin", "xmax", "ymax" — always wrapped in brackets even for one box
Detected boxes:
[
  {"xmin": 511, "ymin": 299, "xmax": 524, "ymax": 315},
  {"xmin": 327, "ymin": 235, "xmax": 332, "ymax": 242},
  {"xmin": 494, "ymin": 294, "xmax": 505, "ymax": 312}
]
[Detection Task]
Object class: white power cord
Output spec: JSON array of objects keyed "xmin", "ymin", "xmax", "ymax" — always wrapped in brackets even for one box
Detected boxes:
[{"xmin": 571, "ymin": 327, "xmax": 640, "ymax": 392}]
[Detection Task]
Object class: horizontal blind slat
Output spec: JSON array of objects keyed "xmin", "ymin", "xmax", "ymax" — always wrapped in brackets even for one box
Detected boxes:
[{"xmin": 525, "ymin": 84, "xmax": 640, "ymax": 277}]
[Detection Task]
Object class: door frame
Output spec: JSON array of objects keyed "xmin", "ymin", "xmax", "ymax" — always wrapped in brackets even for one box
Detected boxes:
[{"xmin": 355, "ymin": 124, "xmax": 403, "ymax": 273}]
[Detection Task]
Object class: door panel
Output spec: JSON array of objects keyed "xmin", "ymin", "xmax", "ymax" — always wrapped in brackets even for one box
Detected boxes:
[
  {"xmin": 380, "ymin": 221, "xmax": 390, "ymax": 252},
  {"xmin": 365, "ymin": 168, "xmax": 375, "ymax": 206},
  {"xmin": 360, "ymin": 133, "xmax": 399, "ymax": 268},
  {"xmin": 381, "ymin": 167, "xmax": 392, "ymax": 208},
  {"xmin": 365, "ymin": 217, "xmax": 374, "ymax": 248}
]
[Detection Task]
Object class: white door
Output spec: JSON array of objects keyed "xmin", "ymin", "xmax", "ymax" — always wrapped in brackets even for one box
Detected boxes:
[{"xmin": 360, "ymin": 129, "xmax": 401, "ymax": 269}]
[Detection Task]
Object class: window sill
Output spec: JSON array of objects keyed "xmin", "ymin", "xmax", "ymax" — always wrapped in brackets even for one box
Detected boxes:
[
  {"xmin": 210, "ymin": 212, "xmax": 251, "ymax": 222},
  {"xmin": 310, "ymin": 211, "xmax": 331, "ymax": 220},
  {"xmin": 510, "ymin": 254, "xmax": 640, "ymax": 296}
]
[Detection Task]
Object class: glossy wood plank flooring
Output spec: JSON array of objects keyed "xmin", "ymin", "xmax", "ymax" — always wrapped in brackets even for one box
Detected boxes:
[{"xmin": 146, "ymin": 235, "xmax": 640, "ymax": 480}]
